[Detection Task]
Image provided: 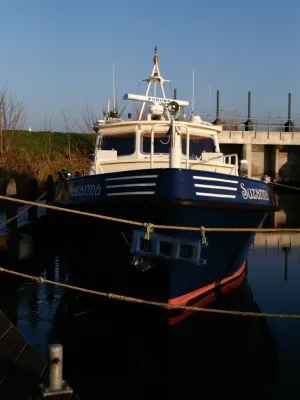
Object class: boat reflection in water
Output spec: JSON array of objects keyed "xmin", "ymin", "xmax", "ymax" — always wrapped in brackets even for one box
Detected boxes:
[
  {"xmin": 62, "ymin": 226, "xmax": 253, "ymax": 328},
  {"xmin": 50, "ymin": 251, "xmax": 277, "ymax": 400}
]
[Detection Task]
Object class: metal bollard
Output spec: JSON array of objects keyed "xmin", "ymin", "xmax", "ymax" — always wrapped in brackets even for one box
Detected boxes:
[
  {"xmin": 49, "ymin": 344, "xmax": 63, "ymax": 390},
  {"xmin": 40, "ymin": 343, "xmax": 73, "ymax": 397}
]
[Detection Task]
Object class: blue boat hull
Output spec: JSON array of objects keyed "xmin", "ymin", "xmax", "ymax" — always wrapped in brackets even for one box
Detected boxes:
[{"xmin": 53, "ymin": 168, "xmax": 278, "ymax": 323}]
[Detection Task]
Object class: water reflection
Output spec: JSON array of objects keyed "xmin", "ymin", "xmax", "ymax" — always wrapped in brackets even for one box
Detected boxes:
[
  {"xmin": 247, "ymin": 244, "xmax": 300, "ymax": 399},
  {"xmin": 0, "ymin": 194, "xmax": 300, "ymax": 398},
  {"xmin": 282, "ymin": 246, "xmax": 291, "ymax": 282},
  {"xmin": 0, "ymin": 231, "xmax": 66, "ymax": 358},
  {"xmin": 48, "ymin": 278, "xmax": 277, "ymax": 399}
]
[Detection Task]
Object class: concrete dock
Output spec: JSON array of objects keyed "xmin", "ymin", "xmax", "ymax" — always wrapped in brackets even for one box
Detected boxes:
[{"xmin": 219, "ymin": 126, "xmax": 300, "ymax": 181}]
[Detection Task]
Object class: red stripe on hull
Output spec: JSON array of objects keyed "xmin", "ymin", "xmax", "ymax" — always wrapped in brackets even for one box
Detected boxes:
[{"xmin": 168, "ymin": 262, "xmax": 247, "ymax": 326}]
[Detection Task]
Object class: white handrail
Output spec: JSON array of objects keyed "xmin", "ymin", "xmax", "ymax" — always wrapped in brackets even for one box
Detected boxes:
[
  {"xmin": 195, "ymin": 153, "xmax": 238, "ymax": 165},
  {"xmin": 190, "ymin": 153, "xmax": 238, "ymax": 175},
  {"xmin": 175, "ymin": 124, "xmax": 189, "ymax": 168},
  {"xmin": 186, "ymin": 128, "xmax": 190, "ymax": 169},
  {"xmin": 149, "ymin": 124, "xmax": 171, "ymax": 169},
  {"xmin": 147, "ymin": 125, "xmax": 237, "ymax": 171}
]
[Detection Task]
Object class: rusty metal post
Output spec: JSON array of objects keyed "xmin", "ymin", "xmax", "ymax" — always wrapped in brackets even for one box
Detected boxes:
[
  {"xmin": 244, "ymin": 91, "xmax": 254, "ymax": 131},
  {"xmin": 46, "ymin": 175, "xmax": 55, "ymax": 205},
  {"xmin": 285, "ymin": 93, "xmax": 294, "ymax": 132},
  {"xmin": 213, "ymin": 90, "xmax": 222, "ymax": 125},
  {"xmin": 28, "ymin": 177, "xmax": 39, "ymax": 223},
  {"xmin": 5, "ymin": 178, "xmax": 18, "ymax": 231}
]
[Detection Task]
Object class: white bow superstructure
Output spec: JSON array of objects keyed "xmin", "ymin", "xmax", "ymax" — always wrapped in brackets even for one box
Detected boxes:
[{"xmin": 90, "ymin": 48, "xmax": 238, "ymax": 177}]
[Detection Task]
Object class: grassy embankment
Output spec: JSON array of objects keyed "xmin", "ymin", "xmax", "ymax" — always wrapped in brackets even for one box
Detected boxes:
[{"xmin": 0, "ymin": 130, "xmax": 95, "ymax": 196}]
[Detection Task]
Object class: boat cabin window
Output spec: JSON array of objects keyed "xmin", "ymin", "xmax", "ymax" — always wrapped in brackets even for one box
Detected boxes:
[
  {"xmin": 98, "ymin": 135, "xmax": 135, "ymax": 156},
  {"xmin": 142, "ymin": 134, "xmax": 170, "ymax": 154},
  {"xmin": 181, "ymin": 138, "xmax": 215, "ymax": 157},
  {"xmin": 142, "ymin": 133, "xmax": 215, "ymax": 157}
]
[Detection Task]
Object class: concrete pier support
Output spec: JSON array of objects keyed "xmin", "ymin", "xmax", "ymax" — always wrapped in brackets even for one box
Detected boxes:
[
  {"xmin": 275, "ymin": 208, "xmax": 287, "ymax": 227},
  {"xmin": 263, "ymin": 207, "xmax": 286, "ymax": 228},
  {"xmin": 270, "ymin": 146, "xmax": 279, "ymax": 181},
  {"xmin": 242, "ymin": 143, "xmax": 252, "ymax": 178}
]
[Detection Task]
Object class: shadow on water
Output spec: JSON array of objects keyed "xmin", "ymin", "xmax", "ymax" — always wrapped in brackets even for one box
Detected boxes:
[
  {"xmin": 0, "ymin": 235, "xmax": 279, "ymax": 399},
  {"xmin": 48, "ymin": 278, "xmax": 277, "ymax": 400},
  {"xmin": 0, "ymin": 224, "xmax": 66, "ymax": 358},
  {"xmin": 2, "ymin": 193, "xmax": 300, "ymax": 398}
]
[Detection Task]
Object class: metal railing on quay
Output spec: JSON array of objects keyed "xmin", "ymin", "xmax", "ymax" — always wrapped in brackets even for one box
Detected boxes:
[{"xmin": 200, "ymin": 115, "xmax": 300, "ymax": 134}]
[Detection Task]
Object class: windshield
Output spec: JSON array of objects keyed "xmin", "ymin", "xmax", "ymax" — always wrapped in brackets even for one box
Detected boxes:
[
  {"xmin": 100, "ymin": 136, "xmax": 135, "ymax": 156},
  {"xmin": 142, "ymin": 135, "xmax": 170, "ymax": 153},
  {"xmin": 181, "ymin": 138, "xmax": 215, "ymax": 157},
  {"xmin": 142, "ymin": 134, "xmax": 215, "ymax": 156}
]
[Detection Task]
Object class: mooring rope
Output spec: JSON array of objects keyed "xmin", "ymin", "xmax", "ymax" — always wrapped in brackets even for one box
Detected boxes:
[
  {"xmin": 269, "ymin": 181, "xmax": 300, "ymax": 191},
  {"xmin": 0, "ymin": 191, "xmax": 48, "ymax": 229},
  {"xmin": 0, "ymin": 193, "xmax": 299, "ymax": 233},
  {"xmin": 0, "ymin": 266, "xmax": 299, "ymax": 319}
]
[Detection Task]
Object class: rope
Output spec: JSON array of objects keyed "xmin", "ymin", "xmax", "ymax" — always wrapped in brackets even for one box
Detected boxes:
[
  {"xmin": 0, "ymin": 194, "xmax": 144, "ymax": 228},
  {"xmin": 200, "ymin": 226, "xmax": 207, "ymax": 245},
  {"xmin": 0, "ymin": 191, "xmax": 48, "ymax": 229},
  {"xmin": 0, "ymin": 266, "xmax": 299, "ymax": 319},
  {"xmin": 0, "ymin": 192, "xmax": 299, "ymax": 233},
  {"xmin": 269, "ymin": 181, "xmax": 300, "ymax": 191}
]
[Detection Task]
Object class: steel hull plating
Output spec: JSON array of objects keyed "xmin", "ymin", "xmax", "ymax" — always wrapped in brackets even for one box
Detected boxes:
[{"xmin": 54, "ymin": 168, "xmax": 278, "ymax": 323}]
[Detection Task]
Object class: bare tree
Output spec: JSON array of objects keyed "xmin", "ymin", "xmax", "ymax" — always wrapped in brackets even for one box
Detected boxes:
[
  {"xmin": 131, "ymin": 105, "xmax": 141, "ymax": 120},
  {"xmin": 77, "ymin": 95, "xmax": 127, "ymax": 135},
  {"xmin": 0, "ymin": 86, "xmax": 26, "ymax": 155},
  {"xmin": 114, "ymin": 91, "xmax": 127, "ymax": 117},
  {"xmin": 76, "ymin": 101, "xmax": 99, "ymax": 134},
  {"xmin": 61, "ymin": 108, "xmax": 79, "ymax": 160}
]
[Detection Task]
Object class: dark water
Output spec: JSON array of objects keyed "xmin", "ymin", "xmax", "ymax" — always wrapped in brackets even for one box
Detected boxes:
[{"xmin": 0, "ymin": 194, "xmax": 300, "ymax": 399}]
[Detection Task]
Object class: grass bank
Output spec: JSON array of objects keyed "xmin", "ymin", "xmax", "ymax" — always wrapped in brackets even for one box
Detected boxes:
[{"xmin": 0, "ymin": 130, "xmax": 96, "ymax": 197}]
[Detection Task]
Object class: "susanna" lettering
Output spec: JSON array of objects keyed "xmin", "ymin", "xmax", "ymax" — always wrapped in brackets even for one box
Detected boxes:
[
  {"xmin": 240, "ymin": 183, "xmax": 269, "ymax": 201},
  {"xmin": 68, "ymin": 183, "xmax": 101, "ymax": 197}
]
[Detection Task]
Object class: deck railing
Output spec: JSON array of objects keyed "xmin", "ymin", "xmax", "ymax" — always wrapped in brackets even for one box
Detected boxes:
[
  {"xmin": 200, "ymin": 115, "xmax": 300, "ymax": 134},
  {"xmin": 190, "ymin": 153, "xmax": 238, "ymax": 175}
]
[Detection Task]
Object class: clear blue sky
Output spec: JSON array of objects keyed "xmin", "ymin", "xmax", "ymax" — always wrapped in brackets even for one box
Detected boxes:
[{"xmin": 1, "ymin": 0, "xmax": 299, "ymax": 131}]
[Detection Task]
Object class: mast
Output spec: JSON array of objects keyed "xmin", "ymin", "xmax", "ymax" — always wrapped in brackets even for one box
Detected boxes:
[
  {"xmin": 192, "ymin": 68, "xmax": 195, "ymax": 117},
  {"xmin": 112, "ymin": 61, "xmax": 116, "ymax": 112},
  {"xmin": 138, "ymin": 46, "xmax": 170, "ymax": 120}
]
